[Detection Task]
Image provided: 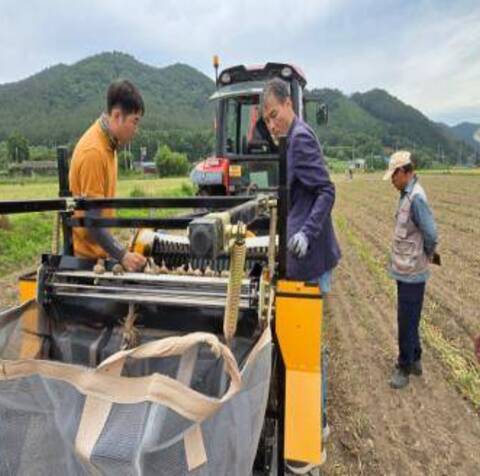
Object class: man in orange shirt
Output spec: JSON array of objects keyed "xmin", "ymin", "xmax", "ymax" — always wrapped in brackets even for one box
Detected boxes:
[{"xmin": 69, "ymin": 80, "xmax": 146, "ymax": 271}]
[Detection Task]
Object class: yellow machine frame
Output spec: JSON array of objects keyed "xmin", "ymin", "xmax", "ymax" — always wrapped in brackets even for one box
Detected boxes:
[
  {"xmin": 275, "ymin": 279, "xmax": 323, "ymax": 465},
  {"xmin": 18, "ymin": 271, "xmax": 43, "ymax": 358},
  {"xmin": 19, "ymin": 271, "xmax": 37, "ymax": 303}
]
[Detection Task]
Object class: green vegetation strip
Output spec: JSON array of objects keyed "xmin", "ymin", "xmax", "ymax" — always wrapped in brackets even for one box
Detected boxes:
[
  {"xmin": 335, "ymin": 213, "xmax": 480, "ymax": 409},
  {"xmin": 0, "ymin": 179, "xmax": 195, "ymax": 278},
  {"xmin": 0, "ymin": 212, "xmax": 54, "ymax": 275}
]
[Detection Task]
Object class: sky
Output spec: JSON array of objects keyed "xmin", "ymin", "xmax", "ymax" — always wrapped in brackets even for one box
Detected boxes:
[{"xmin": 0, "ymin": 0, "xmax": 478, "ymax": 125}]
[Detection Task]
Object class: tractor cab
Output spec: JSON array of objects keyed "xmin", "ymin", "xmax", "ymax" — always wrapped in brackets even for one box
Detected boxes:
[{"xmin": 191, "ymin": 61, "xmax": 327, "ymax": 195}]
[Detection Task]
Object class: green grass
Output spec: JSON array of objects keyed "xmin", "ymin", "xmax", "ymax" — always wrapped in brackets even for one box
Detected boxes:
[
  {"xmin": 326, "ymin": 158, "xmax": 350, "ymax": 174},
  {"xmin": 0, "ymin": 176, "xmax": 190, "ymax": 200},
  {"xmin": 0, "ymin": 212, "xmax": 54, "ymax": 274},
  {"xmin": 418, "ymin": 168, "xmax": 480, "ymax": 176},
  {"xmin": 0, "ymin": 176, "xmax": 194, "ymax": 277}
]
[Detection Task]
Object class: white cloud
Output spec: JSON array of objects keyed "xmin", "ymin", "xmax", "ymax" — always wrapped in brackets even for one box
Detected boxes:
[
  {"xmin": 0, "ymin": 0, "xmax": 478, "ymax": 124},
  {"xmin": 391, "ymin": 6, "xmax": 480, "ymax": 123}
]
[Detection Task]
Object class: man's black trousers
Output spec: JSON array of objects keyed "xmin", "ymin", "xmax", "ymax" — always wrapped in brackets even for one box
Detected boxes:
[{"xmin": 396, "ymin": 280, "xmax": 426, "ymax": 370}]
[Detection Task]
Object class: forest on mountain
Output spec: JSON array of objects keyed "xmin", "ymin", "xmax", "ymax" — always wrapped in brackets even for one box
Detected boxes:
[{"xmin": 0, "ymin": 52, "xmax": 477, "ymax": 172}]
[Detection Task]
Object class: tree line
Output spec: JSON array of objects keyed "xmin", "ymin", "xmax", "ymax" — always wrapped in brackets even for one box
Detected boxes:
[{"xmin": 0, "ymin": 128, "xmax": 215, "ymax": 177}]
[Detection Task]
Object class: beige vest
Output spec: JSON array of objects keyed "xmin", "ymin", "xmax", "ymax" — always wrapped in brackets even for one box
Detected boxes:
[{"xmin": 391, "ymin": 181, "xmax": 429, "ymax": 277}]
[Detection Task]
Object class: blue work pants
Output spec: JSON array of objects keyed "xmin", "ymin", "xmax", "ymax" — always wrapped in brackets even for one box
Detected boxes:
[{"xmin": 396, "ymin": 280, "xmax": 426, "ymax": 369}]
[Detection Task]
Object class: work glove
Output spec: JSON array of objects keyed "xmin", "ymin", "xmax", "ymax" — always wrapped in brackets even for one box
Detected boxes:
[{"xmin": 288, "ymin": 231, "xmax": 308, "ymax": 259}]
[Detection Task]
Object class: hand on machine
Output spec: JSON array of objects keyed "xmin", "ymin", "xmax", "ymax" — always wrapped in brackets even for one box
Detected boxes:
[{"xmin": 121, "ymin": 251, "xmax": 147, "ymax": 272}]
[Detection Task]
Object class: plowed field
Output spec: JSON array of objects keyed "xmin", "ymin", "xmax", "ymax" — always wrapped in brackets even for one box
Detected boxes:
[
  {"xmin": 322, "ymin": 173, "xmax": 480, "ymax": 475},
  {"xmin": 1, "ymin": 173, "xmax": 479, "ymax": 475}
]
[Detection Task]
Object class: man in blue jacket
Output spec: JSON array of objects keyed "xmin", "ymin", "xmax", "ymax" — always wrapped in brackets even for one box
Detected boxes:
[
  {"xmin": 262, "ymin": 78, "xmax": 341, "ymax": 284},
  {"xmin": 263, "ymin": 78, "xmax": 341, "ymax": 470}
]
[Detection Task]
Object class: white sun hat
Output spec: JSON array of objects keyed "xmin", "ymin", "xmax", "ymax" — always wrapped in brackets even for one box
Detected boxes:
[{"xmin": 383, "ymin": 150, "xmax": 412, "ymax": 181}]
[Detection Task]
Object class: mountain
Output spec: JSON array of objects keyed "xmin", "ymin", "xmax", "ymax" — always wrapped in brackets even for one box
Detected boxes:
[
  {"xmin": 0, "ymin": 52, "xmax": 473, "ymax": 164},
  {"xmin": 306, "ymin": 87, "xmax": 472, "ymax": 162},
  {"xmin": 350, "ymin": 89, "xmax": 462, "ymax": 156},
  {"xmin": 0, "ymin": 52, "xmax": 215, "ymax": 144},
  {"xmin": 449, "ymin": 122, "xmax": 480, "ymax": 149}
]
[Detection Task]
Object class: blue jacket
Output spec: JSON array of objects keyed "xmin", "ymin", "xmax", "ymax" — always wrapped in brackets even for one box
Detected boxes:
[{"xmin": 286, "ymin": 118, "xmax": 341, "ymax": 281}]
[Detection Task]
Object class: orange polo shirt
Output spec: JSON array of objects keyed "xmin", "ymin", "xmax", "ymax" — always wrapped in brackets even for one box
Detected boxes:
[{"xmin": 69, "ymin": 120, "xmax": 118, "ymax": 259}]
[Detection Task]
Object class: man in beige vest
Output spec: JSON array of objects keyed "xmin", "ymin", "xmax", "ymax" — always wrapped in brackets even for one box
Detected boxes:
[{"xmin": 383, "ymin": 151, "xmax": 438, "ymax": 389}]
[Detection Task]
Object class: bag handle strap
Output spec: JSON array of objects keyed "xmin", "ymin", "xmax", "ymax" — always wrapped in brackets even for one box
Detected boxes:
[{"xmin": 96, "ymin": 331, "xmax": 241, "ymax": 395}]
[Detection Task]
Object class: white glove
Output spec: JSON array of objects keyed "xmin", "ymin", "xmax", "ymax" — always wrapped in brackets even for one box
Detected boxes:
[{"xmin": 288, "ymin": 231, "xmax": 309, "ymax": 259}]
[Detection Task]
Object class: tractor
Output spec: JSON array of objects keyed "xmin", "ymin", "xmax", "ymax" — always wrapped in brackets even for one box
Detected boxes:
[{"xmin": 191, "ymin": 59, "xmax": 327, "ymax": 196}]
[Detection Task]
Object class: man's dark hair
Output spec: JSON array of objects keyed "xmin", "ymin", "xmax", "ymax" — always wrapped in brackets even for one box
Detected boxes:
[
  {"xmin": 263, "ymin": 78, "xmax": 291, "ymax": 104},
  {"xmin": 107, "ymin": 80, "xmax": 145, "ymax": 115},
  {"xmin": 400, "ymin": 163, "xmax": 414, "ymax": 174}
]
